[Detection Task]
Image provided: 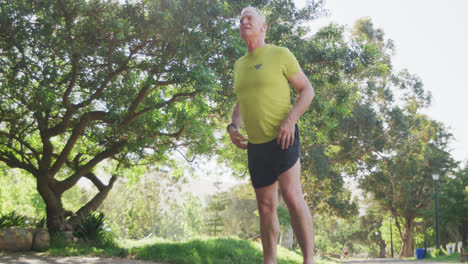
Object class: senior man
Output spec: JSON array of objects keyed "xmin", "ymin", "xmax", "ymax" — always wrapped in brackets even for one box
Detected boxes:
[{"xmin": 227, "ymin": 6, "xmax": 315, "ymax": 264}]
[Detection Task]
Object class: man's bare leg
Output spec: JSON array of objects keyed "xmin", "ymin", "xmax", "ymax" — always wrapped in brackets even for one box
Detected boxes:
[
  {"xmin": 254, "ymin": 181, "xmax": 280, "ymax": 264},
  {"xmin": 279, "ymin": 160, "xmax": 314, "ymax": 264}
]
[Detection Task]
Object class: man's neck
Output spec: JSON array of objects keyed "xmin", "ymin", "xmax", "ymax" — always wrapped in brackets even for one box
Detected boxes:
[{"xmin": 245, "ymin": 38, "xmax": 267, "ymax": 52}]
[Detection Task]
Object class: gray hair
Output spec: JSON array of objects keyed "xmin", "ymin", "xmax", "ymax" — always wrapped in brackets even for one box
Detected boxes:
[{"xmin": 241, "ymin": 6, "xmax": 266, "ymax": 23}]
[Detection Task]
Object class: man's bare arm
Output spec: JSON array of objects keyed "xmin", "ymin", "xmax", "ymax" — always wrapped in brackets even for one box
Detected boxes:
[
  {"xmin": 277, "ymin": 71, "xmax": 315, "ymax": 149},
  {"xmin": 229, "ymin": 102, "xmax": 248, "ymax": 149}
]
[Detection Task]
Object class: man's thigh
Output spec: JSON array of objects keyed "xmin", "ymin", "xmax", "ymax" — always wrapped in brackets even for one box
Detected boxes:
[
  {"xmin": 278, "ymin": 159, "xmax": 303, "ymax": 197},
  {"xmin": 254, "ymin": 181, "xmax": 279, "ymax": 208}
]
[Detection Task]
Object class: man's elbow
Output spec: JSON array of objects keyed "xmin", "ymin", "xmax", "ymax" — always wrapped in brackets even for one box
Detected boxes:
[{"xmin": 306, "ymin": 84, "xmax": 315, "ymax": 101}]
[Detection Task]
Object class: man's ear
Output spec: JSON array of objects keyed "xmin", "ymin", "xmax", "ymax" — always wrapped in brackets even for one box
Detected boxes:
[{"xmin": 263, "ymin": 23, "xmax": 268, "ymax": 32}]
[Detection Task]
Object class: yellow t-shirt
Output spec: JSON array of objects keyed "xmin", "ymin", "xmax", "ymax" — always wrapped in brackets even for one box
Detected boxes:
[{"xmin": 234, "ymin": 45, "xmax": 302, "ymax": 144}]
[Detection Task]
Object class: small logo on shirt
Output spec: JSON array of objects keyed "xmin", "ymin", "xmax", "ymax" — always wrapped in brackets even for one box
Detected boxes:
[{"xmin": 254, "ymin": 64, "xmax": 263, "ymax": 70}]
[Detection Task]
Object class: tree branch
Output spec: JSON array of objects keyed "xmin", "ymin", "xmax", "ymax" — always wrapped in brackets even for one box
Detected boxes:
[
  {"xmin": 0, "ymin": 150, "xmax": 38, "ymax": 175},
  {"xmin": 166, "ymin": 90, "xmax": 199, "ymax": 104},
  {"xmin": 55, "ymin": 140, "xmax": 127, "ymax": 193},
  {"xmin": 74, "ymin": 41, "xmax": 148, "ymax": 109},
  {"xmin": 49, "ymin": 109, "xmax": 74, "ymax": 137},
  {"xmin": 124, "ymin": 88, "xmax": 197, "ymax": 126},
  {"xmin": 50, "ymin": 111, "xmax": 109, "ymax": 176},
  {"xmin": 68, "ymin": 173, "xmax": 119, "ymax": 227},
  {"xmin": 63, "ymin": 53, "xmax": 80, "ymax": 109},
  {"xmin": 152, "ymin": 124, "xmax": 187, "ymax": 139},
  {"xmin": 84, "ymin": 172, "xmax": 105, "ymax": 191},
  {"xmin": 0, "ymin": 131, "xmax": 40, "ymax": 162},
  {"xmin": 35, "ymin": 111, "xmax": 54, "ymax": 171}
]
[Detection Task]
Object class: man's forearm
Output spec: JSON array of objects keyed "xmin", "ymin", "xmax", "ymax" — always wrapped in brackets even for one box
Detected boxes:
[
  {"xmin": 228, "ymin": 103, "xmax": 243, "ymax": 134},
  {"xmin": 285, "ymin": 85, "xmax": 315, "ymax": 124},
  {"xmin": 231, "ymin": 103, "xmax": 243, "ymax": 128}
]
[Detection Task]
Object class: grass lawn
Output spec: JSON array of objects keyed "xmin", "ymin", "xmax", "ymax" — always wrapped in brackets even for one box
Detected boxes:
[
  {"xmin": 422, "ymin": 252, "xmax": 461, "ymax": 263},
  {"xmin": 47, "ymin": 236, "xmax": 338, "ymax": 264},
  {"xmin": 402, "ymin": 252, "xmax": 461, "ymax": 263}
]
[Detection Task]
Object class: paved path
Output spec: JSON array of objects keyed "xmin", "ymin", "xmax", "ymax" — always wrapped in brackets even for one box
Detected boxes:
[
  {"xmin": 342, "ymin": 258, "xmax": 457, "ymax": 264},
  {"xmin": 0, "ymin": 253, "xmax": 166, "ymax": 264}
]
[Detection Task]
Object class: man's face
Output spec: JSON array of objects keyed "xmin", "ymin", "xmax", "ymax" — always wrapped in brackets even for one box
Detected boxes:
[{"xmin": 239, "ymin": 10, "xmax": 266, "ymax": 40}]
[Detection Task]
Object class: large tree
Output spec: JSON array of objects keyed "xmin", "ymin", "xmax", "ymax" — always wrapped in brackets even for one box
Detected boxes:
[
  {"xmin": 0, "ymin": 0, "xmax": 255, "ymax": 233},
  {"xmin": 310, "ymin": 18, "xmax": 459, "ymax": 257},
  {"xmin": 437, "ymin": 163, "xmax": 468, "ymax": 252}
]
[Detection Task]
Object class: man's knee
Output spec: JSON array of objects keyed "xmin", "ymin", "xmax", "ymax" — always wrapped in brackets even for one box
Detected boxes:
[
  {"xmin": 282, "ymin": 189, "xmax": 304, "ymax": 211},
  {"xmin": 257, "ymin": 198, "xmax": 277, "ymax": 216}
]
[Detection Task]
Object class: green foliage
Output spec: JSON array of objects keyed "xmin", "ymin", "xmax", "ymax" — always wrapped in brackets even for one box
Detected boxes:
[
  {"xmin": 0, "ymin": 211, "xmax": 25, "ymax": 228},
  {"xmin": 277, "ymin": 205, "xmax": 291, "ymax": 231},
  {"xmin": 48, "ymin": 236, "xmax": 333, "ymax": 264},
  {"xmin": 0, "ymin": 167, "xmax": 45, "ymax": 218},
  {"xmin": 49, "ymin": 233, "xmax": 69, "ymax": 249},
  {"xmin": 437, "ymin": 164, "xmax": 468, "ymax": 246},
  {"xmin": 1, "ymin": 0, "xmax": 258, "ymax": 232},
  {"xmin": 98, "ymin": 167, "xmax": 201, "ymax": 240},
  {"xmin": 49, "ymin": 231, "xmax": 127, "ymax": 257},
  {"xmin": 204, "ymin": 181, "xmax": 229, "ymax": 236},
  {"xmin": 73, "ymin": 211, "xmax": 115, "ymax": 247},
  {"xmin": 423, "ymin": 252, "xmax": 461, "ymax": 263},
  {"xmin": 0, "ymin": 210, "xmax": 47, "ymax": 229},
  {"xmin": 0, "ymin": 0, "xmax": 463, "ymax": 257},
  {"xmin": 430, "ymin": 248, "xmax": 448, "ymax": 257},
  {"xmin": 182, "ymin": 193, "xmax": 204, "ymax": 238},
  {"xmin": 380, "ymin": 215, "xmax": 403, "ymax": 255},
  {"xmin": 314, "ymin": 214, "xmax": 359, "ymax": 255},
  {"xmin": 130, "ymin": 237, "xmax": 312, "ymax": 264},
  {"xmin": 35, "ymin": 217, "xmax": 47, "ymax": 229},
  {"xmin": 221, "ymin": 184, "xmax": 259, "ymax": 239}
]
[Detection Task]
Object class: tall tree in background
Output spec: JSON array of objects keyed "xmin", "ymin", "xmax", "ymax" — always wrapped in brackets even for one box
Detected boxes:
[
  {"xmin": 438, "ymin": 163, "xmax": 468, "ymax": 252},
  {"xmin": 204, "ymin": 180, "xmax": 228, "ymax": 236},
  {"xmin": 360, "ymin": 102, "xmax": 456, "ymax": 257}
]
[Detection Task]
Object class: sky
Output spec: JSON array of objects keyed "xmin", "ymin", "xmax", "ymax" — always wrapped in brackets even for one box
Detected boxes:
[{"xmin": 295, "ymin": 0, "xmax": 468, "ymax": 163}]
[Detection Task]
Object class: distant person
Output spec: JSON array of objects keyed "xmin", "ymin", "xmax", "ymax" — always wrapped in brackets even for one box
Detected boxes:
[
  {"xmin": 343, "ymin": 244, "xmax": 349, "ymax": 258},
  {"xmin": 227, "ymin": 6, "xmax": 315, "ymax": 264}
]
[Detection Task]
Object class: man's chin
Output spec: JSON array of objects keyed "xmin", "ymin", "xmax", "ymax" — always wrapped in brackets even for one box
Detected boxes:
[{"xmin": 240, "ymin": 32, "xmax": 252, "ymax": 39}]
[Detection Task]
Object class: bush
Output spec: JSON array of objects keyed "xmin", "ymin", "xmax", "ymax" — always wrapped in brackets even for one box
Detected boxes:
[
  {"xmin": 50, "ymin": 232, "xmax": 72, "ymax": 249},
  {"xmin": 73, "ymin": 211, "xmax": 115, "ymax": 247},
  {"xmin": 34, "ymin": 217, "xmax": 46, "ymax": 229},
  {"xmin": 430, "ymin": 248, "xmax": 448, "ymax": 257},
  {"xmin": 0, "ymin": 211, "xmax": 26, "ymax": 228}
]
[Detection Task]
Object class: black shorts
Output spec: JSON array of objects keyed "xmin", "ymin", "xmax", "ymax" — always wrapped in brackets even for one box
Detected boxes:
[{"xmin": 247, "ymin": 125, "xmax": 301, "ymax": 189}]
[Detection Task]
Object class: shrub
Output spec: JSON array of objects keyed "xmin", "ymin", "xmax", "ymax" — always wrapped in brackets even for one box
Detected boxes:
[
  {"xmin": 0, "ymin": 212, "xmax": 26, "ymax": 228},
  {"xmin": 34, "ymin": 217, "xmax": 46, "ymax": 229},
  {"xmin": 73, "ymin": 211, "xmax": 115, "ymax": 247},
  {"xmin": 50, "ymin": 232, "xmax": 72, "ymax": 249},
  {"xmin": 430, "ymin": 248, "xmax": 448, "ymax": 257}
]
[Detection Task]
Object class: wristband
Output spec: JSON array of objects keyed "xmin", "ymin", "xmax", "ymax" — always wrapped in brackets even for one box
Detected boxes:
[{"xmin": 227, "ymin": 123, "xmax": 237, "ymax": 132}]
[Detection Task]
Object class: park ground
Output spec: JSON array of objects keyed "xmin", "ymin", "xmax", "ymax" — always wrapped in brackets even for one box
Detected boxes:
[{"xmin": 0, "ymin": 253, "xmax": 461, "ymax": 264}]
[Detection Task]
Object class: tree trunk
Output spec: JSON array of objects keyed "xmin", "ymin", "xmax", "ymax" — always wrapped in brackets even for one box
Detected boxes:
[
  {"xmin": 399, "ymin": 218, "xmax": 415, "ymax": 257},
  {"xmin": 36, "ymin": 172, "xmax": 117, "ymax": 234},
  {"xmin": 446, "ymin": 224, "xmax": 460, "ymax": 253},
  {"xmin": 378, "ymin": 240, "xmax": 386, "ymax": 258},
  {"xmin": 36, "ymin": 176, "xmax": 72, "ymax": 235},
  {"xmin": 68, "ymin": 174, "xmax": 118, "ymax": 227},
  {"xmin": 460, "ymin": 219, "xmax": 468, "ymax": 253},
  {"xmin": 46, "ymin": 205, "xmax": 72, "ymax": 234}
]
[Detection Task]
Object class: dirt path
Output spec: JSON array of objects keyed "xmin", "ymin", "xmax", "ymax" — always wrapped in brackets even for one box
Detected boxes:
[{"xmin": 0, "ymin": 253, "xmax": 167, "ymax": 264}]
